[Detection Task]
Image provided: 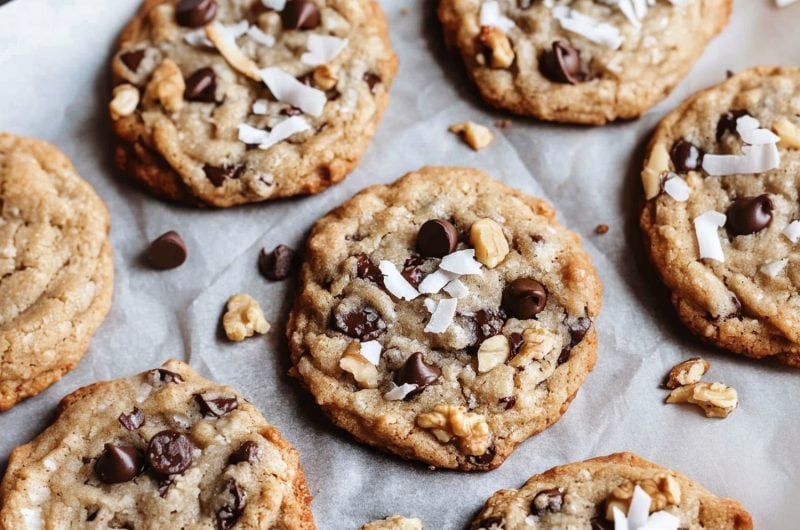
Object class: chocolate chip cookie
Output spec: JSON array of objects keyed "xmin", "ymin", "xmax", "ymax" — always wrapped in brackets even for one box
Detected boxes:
[
  {"xmin": 640, "ymin": 67, "xmax": 800, "ymax": 366},
  {"xmin": 287, "ymin": 167, "xmax": 602, "ymax": 470},
  {"xmin": 470, "ymin": 452, "xmax": 752, "ymax": 529},
  {"xmin": 0, "ymin": 360, "xmax": 314, "ymax": 529},
  {"xmin": 111, "ymin": 0, "xmax": 397, "ymax": 207},
  {"xmin": 0, "ymin": 134, "xmax": 113, "ymax": 411},
  {"xmin": 437, "ymin": 0, "xmax": 731, "ymax": 125}
]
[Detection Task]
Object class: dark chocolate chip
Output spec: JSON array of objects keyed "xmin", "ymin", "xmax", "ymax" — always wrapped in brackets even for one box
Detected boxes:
[
  {"xmin": 502, "ymin": 279, "xmax": 547, "ymax": 319},
  {"xmin": 280, "ymin": 106, "xmax": 303, "ymax": 116},
  {"xmin": 185, "ymin": 67, "xmax": 217, "ymax": 103},
  {"xmin": 119, "ymin": 408, "xmax": 145, "ymax": 431},
  {"xmin": 726, "ymin": 194, "xmax": 773, "ymax": 236},
  {"xmin": 470, "ymin": 309, "xmax": 505, "ymax": 348},
  {"xmin": 146, "ymin": 231, "xmax": 187, "ymax": 270},
  {"xmin": 228, "ymin": 441, "xmax": 260, "ymax": 465},
  {"xmin": 531, "ymin": 488, "xmax": 564, "ymax": 515},
  {"xmin": 558, "ymin": 316, "xmax": 592, "ymax": 364},
  {"xmin": 334, "ymin": 306, "xmax": 387, "ymax": 341},
  {"xmin": 499, "ymin": 395, "xmax": 516, "ymax": 410},
  {"xmin": 466, "ymin": 444, "xmax": 496, "ymax": 467},
  {"xmin": 539, "ymin": 41, "xmax": 585, "ymax": 84},
  {"xmin": 259, "ymin": 244, "xmax": 297, "ymax": 281},
  {"xmin": 670, "ymin": 139, "xmax": 704, "ymax": 173},
  {"xmin": 281, "ymin": 0, "xmax": 321, "ymax": 30},
  {"xmin": 355, "ymin": 253, "xmax": 384, "ymax": 286},
  {"xmin": 531, "ymin": 234, "xmax": 545, "ymax": 244},
  {"xmin": 204, "ymin": 164, "xmax": 244, "ymax": 187},
  {"xmin": 195, "ymin": 394, "xmax": 239, "ymax": 418},
  {"xmin": 507, "ymin": 332, "xmax": 524, "ymax": 360},
  {"xmin": 216, "ymin": 480, "xmax": 246, "ymax": 530},
  {"xmin": 590, "ymin": 517, "xmax": 614, "ymax": 530},
  {"xmin": 94, "ymin": 444, "xmax": 145, "ymax": 484},
  {"xmin": 120, "ymin": 50, "xmax": 145, "ymax": 73},
  {"xmin": 157, "ymin": 476, "xmax": 174, "ymax": 497},
  {"xmin": 401, "ymin": 255, "xmax": 427, "ymax": 288},
  {"xmin": 147, "ymin": 430, "xmax": 193, "ymax": 476},
  {"xmin": 148, "ymin": 368, "xmax": 185, "ymax": 384},
  {"xmin": 716, "ymin": 110, "xmax": 749, "ymax": 142},
  {"xmin": 363, "ymin": 72, "xmax": 381, "ymax": 94},
  {"xmin": 176, "ymin": 0, "xmax": 218, "ymax": 28},
  {"xmin": 416, "ymin": 219, "xmax": 458, "ymax": 258},
  {"xmin": 477, "ymin": 517, "xmax": 505, "ymax": 529},
  {"xmin": 395, "ymin": 352, "xmax": 441, "ymax": 397}
]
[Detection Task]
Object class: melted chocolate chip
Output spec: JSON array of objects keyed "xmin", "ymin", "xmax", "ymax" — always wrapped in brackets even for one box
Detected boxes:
[
  {"xmin": 118, "ymin": 408, "xmax": 145, "ymax": 431},
  {"xmin": 216, "ymin": 480, "xmax": 246, "ymax": 530},
  {"xmin": 157, "ymin": 476, "xmax": 174, "ymax": 497},
  {"xmin": 726, "ymin": 195, "xmax": 773, "ymax": 236},
  {"xmin": 355, "ymin": 253, "xmax": 384, "ymax": 286},
  {"xmin": 531, "ymin": 488, "xmax": 564, "ymax": 515},
  {"xmin": 558, "ymin": 316, "xmax": 592, "ymax": 364},
  {"xmin": 470, "ymin": 310, "xmax": 505, "ymax": 350},
  {"xmin": 499, "ymin": 395, "xmax": 516, "ymax": 410},
  {"xmin": 204, "ymin": 164, "xmax": 244, "ymax": 187},
  {"xmin": 147, "ymin": 430, "xmax": 193, "ymax": 476},
  {"xmin": 507, "ymin": 332, "xmax": 524, "ymax": 360},
  {"xmin": 195, "ymin": 394, "xmax": 239, "ymax": 418},
  {"xmin": 148, "ymin": 368, "xmax": 184, "ymax": 384},
  {"xmin": 176, "ymin": 0, "xmax": 218, "ymax": 28},
  {"xmin": 334, "ymin": 306, "xmax": 387, "ymax": 341},
  {"xmin": 477, "ymin": 517, "xmax": 505, "ymax": 529},
  {"xmin": 259, "ymin": 244, "xmax": 297, "ymax": 281},
  {"xmin": 539, "ymin": 41, "xmax": 585, "ymax": 84},
  {"xmin": 94, "ymin": 444, "xmax": 145, "ymax": 484},
  {"xmin": 670, "ymin": 139, "xmax": 704, "ymax": 173},
  {"xmin": 401, "ymin": 255, "xmax": 427, "ymax": 288},
  {"xmin": 363, "ymin": 72, "xmax": 381, "ymax": 94},
  {"xmin": 395, "ymin": 353, "xmax": 441, "ymax": 397},
  {"xmin": 281, "ymin": 0, "xmax": 321, "ymax": 30},
  {"xmin": 502, "ymin": 279, "xmax": 547, "ymax": 319},
  {"xmin": 716, "ymin": 110, "xmax": 749, "ymax": 142},
  {"xmin": 228, "ymin": 441, "xmax": 261, "ymax": 465},
  {"xmin": 591, "ymin": 517, "xmax": 614, "ymax": 530},
  {"xmin": 120, "ymin": 50, "xmax": 145, "ymax": 73},
  {"xmin": 467, "ymin": 444, "xmax": 496, "ymax": 467},
  {"xmin": 185, "ymin": 67, "xmax": 217, "ymax": 103},
  {"xmin": 417, "ymin": 219, "xmax": 459, "ymax": 258},
  {"xmin": 147, "ymin": 231, "xmax": 187, "ymax": 270}
]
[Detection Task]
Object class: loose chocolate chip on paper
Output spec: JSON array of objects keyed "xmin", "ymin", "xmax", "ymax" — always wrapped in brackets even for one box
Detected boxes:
[
  {"xmin": 395, "ymin": 353, "xmax": 441, "ymax": 397},
  {"xmin": 120, "ymin": 50, "xmax": 145, "ymax": 73},
  {"xmin": 216, "ymin": 480, "xmax": 246, "ymax": 530},
  {"xmin": 334, "ymin": 306, "xmax": 387, "ymax": 341},
  {"xmin": 204, "ymin": 164, "xmax": 244, "ymax": 187},
  {"xmin": 502, "ymin": 278, "xmax": 547, "ymax": 319},
  {"xmin": 416, "ymin": 219, "xmax": 458, "ymax": 258},
  {"xmin": 147, "ymin": 231, "xmax": 187, "ymax": 270},
  {"xmin": 669, "ymin": 139, "xmax": 704, "ymax": 173},
  {"xmin": 94, "ymin": 444, "xmax": 145, "ymax": 484},
  {"xmin": 119, "ymin": 408, "xmax": 145, "ymax": 431},
  {"xmin": 716, "ymin": 109, "xmax": 749, "ymax": 142},
  {"xmin": 185, "ymin": 67, "xmax": 217, "ymax": 103},
  {"xmin": 726, "ymin": 195, "xmax": 773, "ymax": 236},
  {"xmin": 228, "ymin": 441, "xmax": 261, "ymax": 465},
  {"xmin": 281, "ymin": 0, "xmax": 321, "ymax": 30},
  {"xmin": 194, "ymin": 393, "xmax": 239, "ymax": 418},
  {"xmin": 540, "ymin": 41, "xmax": 585, "ymax": 84},
  {"xmin": 147, "ymin": 430, "xmax": 194, "ymax": 476},
  {"xmin": 355, "ymin": 253, "xmax": 384, "ymax": 286},
  {"xmin": 259, "ymin": 244, "xmax": 297, "ymax": 281},
  {"xmin": 176, "ymin": 0, "xmax": 218, "ymax": 28}
]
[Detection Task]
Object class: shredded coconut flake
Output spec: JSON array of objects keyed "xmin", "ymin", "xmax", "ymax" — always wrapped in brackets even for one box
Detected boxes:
[
  {"xmin": 247, "ymin": 26, "xmax": 276, "ymax": 47},
  {"xmin": 480, "ymin": 1, "xmax": 516, "ymax": 32},
  {"xmin": 425, "ymin": 298, "xmax": 458, "ymax": 333},
  {"xmin": 252, "ymin": 99, "xmax": 268, "ymax": 115},
  {"xmin": 552, "ymin": 6, "xmax": 624, "ymax": 49},
  {"xmin": 185, "ymin": 20, "xmax": 249, "ymax": 47},
  {"xmin": 440, "ymin": 249, "xmax": 483, "ymax": 275},
  {"xmin": 424, "ymin": 298, "xmax": 437, "ymax": 313},
  {"xmin": 301, "ymin": 34, "xmax": 348, "ymax": 66},
  {"xmin": 761, "ymin": 258, "xmax": 788, "ymax": 278},
  {"xmin": 702, "ymin": 142, "xmax": 780, "ymax": 176},
  {"xmin": 783, "ymin": 220, "xmax": 800, "ymax": 243},
  {"xmin": 360, "ymin": 340, "xmax": 382, "ymax": 365},
  {"xmin": 379, "ymin": 260, "xmax": 421, "ymax": 300},
  {"xmin": 693, "ymin": 210, "xmax": 726, "ymax": 262},
  {"xmin": 419, "ymin": 269, "xmax": 459, "ymax": 294},
  {"xmin": 383, "ymin": 382, "xmax": 419, "ymax": 401},
  {"xmin": 262, "ymin": 0, "xmax": 287, "ymax": 10},
  {"xmin": 443, "ymin": 279, "xmax": 469, "ymax": 298},
  {"xmin": 612, "ymin": 486, "xmax": 680, "ymax": 530},
  {"xmin": 736, "ymin": 115, "xmax": 780, "ymax": 145},
  {"xmin": 260, "ymin": 67, "xmax": 327, "ymax": 117},
  {"xmin": 237, "ymin": 116, "xmax": 311, "ymax": 150},
  {"xmin": 663, "ymin": 173, "xmax": 690, "ymax": 201}
]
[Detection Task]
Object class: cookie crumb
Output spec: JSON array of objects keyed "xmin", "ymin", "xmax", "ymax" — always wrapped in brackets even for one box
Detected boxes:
[
  {"xmin": 595, "ymin": 224, "xmax": 609, "ymax": 235},
  {"xmin": 494, "ymin": 119, "xmax": 511, "ymax": 129},
  {"xmin": 223, "ymin": 294, "xmax": 270, "ymax": 341},
  {"xmin": 449, "ymin": 121, "xmax": 494, "ymax": 150},
  {"xmin": 399, "ymin": 7, "xmax": 409, "ymax": 16}
]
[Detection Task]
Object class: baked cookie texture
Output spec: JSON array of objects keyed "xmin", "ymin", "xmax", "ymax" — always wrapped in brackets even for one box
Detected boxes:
[
  {"xmin": 640, "ymin": 67, "xmax": 800, "ymax": 366},
  {"xmin": 0, "ymin": 134, "xmax": 113, "ymax": 411},
  {"xmin": 470, "ymin": 453, "xmax": 752, "ymax": 529},
  {"xmin": 288, "ymin": 167, "xmax": 602, "ymax": 470},
  {"xmin": 437, "ymin": 0, "xmax": 731, "ymax": 125},
  {"xmin": 360, "ymin": 516, "xmax": 424, "ymax": 529},
  {"xmin": 0, "ymin": 360, "xmax": 315, "ymax": 529},
  {"xmin": 111, "ymin": 0, "xmax": 397, "ymax": 207}
]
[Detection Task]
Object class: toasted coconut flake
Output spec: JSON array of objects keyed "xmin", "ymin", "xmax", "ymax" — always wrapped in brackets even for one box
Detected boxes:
[
  {"xmin": 663, "ymin": 173, "xmax": 690, "ymax": 201},
  {"xmin": 783, "ymin": 220, "xmax": 800, "ymax": 243},
  {"xmin": 301, "ymin": 34, "xmax": 348, "ymax": 66},
  {"xmin": 440, "ymin": 249, "xmax": 483, "ymax": 275},
  {"xmin": 693, "ymin": 211, "xmax": 726, "ymax": 262},
  {"xmin": 737, "ymin": 115, "xmax": 781, "ymax": 145},
  {"xmin": 206, "ymin": 22, "xmax": 261, "ymax": 80},
  {"xmin": 384, "ymin": 382, "xmax": 419, "ymax": 401},
  {"xmin": 443, "ymin": 279, "xmax": 469, "ymax": 298},
  {"xmin": 702, "ymin": 142, "xmax": 780, "ymax": 176},
  {"xmin": 379, "ymin": 260, "xmax": 421, "ymax": 301},
  {"xmin": 260, "ymin": 67, "xmax": 326, "ymax": 117},
  {"xmin": 237, "ymin": 116, "xmax": 311, "ymax": 149},
  {"xmin": 360, "ymin": 340, "xmax": 382, "ymax": 365},
  {"xmin": 247, "ymin": 26, "xmax": 276, "ymax": 47},
  {"xmin": 425, "ymin": 298, "xmax": 458, "ymax": 333}
]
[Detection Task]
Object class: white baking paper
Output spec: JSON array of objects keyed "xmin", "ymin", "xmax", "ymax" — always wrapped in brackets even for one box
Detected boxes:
[{"xmin": 0, "ymin": 1, "xmax": 798, "ymax": 528}]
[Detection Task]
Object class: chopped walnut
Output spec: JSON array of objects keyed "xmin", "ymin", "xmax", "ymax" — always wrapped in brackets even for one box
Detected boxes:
[
  {"xmin": 449, "ymin": 121, "xmax": 494, "ymax": 150},
  {"xmin": 416, "ymin": 404, "xmax": 491, "ymax": 456},
  {"xmin": 470, "ymin": 218, "xmax": 509, "ymax": 269},
  {"xmin": 666, "ymin": 382, "xmax": 738, "ymax": 418},
  {"xmin": 605, "ymin": 475, "xmax": 682, "ymax": 520},
  {"xmin": 360, "ymin": 516, "xmax": 423, "ymax": 530},
  {"xmin": 109, "ymin": 84, "xmax": 140, "ymax": 120},
  {"xmin": 509, "ymin": 327, "xmax": 559, "ymax": 368},
  {"xmin": 478, "ymin": 26, "xmax": 515, "ymax": 69},
  {"xmin": 773, "ymin": 118, "xmax": 800, "ymax": 149},
  {"xmin": 339, "ymin": 342, "xmax": 379, "ymax": 389},
  {"xmin": 145, "ymin": 59, "xmax": 185, "ymax": 113},
  {"xmin": 642, "ymin": 142, "xmax": 670, "ymax": 200},
  {"xmin": 149, "ymin": 3, "xmax": 179, "ymax": 43},
  {"xmin": 222, "ymin": 294, "xmax": 270, "ymax": 341},
  {"xmin": 477, "ymin": 334, "xmax": 510, "ymax": 373},
  {"xmin": 664, "ymin": 357, "xmax": 710, "ymax": 389},
  {"xmin": 313, "ymin": 65, "xmax": 338, "ymax": 90}
]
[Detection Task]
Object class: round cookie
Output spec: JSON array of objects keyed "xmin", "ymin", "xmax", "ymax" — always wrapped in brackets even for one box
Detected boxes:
[
  {"xmin": 640, "ymin": 67, "xmax": 800, "ymax": 365},
  {"xmin": 0, "ymin": 360, "xmax": 315, "ymax": 529},
  {"xmin": 110, "ymin": 0, "xmax": 397, "ymax": 207},
  {"xmin": 287, "ymin": 167, "xmax": 602, "ymax": 470},
  {"xmin": 469, "ymin": 452, "xmax": 752, "ymax": 529},
  {"xmin": 437, "ymin": 0, "xmax": 731, "ymax": 125},
  {"xmin": 0, "ymin": 134, "xmax": 113, "ymax": 411}
]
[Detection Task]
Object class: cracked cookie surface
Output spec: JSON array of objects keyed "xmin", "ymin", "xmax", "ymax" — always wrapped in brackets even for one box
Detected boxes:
[
  {"xmin": 437, "ymin": 0, "xmax": 730, "ymax": 124},
  {"xmin": 111, "ymin": 0, "xmax": 397, "ymax": 207},
  {"xmin": 0, "ymin": 360, "xmax": 315, "ymax": 530},
  {"xmin": 287, "ymin": 167, "xmax": 602, "ymax": 470},
  {"xmin": 0, "ymin": 134, "xmax": 113, "ymax": 411},
  {"xmin": 640, "ymin": 67, "xmax": 800, "ymax": 366}
]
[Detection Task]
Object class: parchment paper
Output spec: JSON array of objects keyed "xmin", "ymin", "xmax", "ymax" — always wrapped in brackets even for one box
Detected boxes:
[{"xmin": 0, "ymin": 1, "xmax": 798, "ymax": 527}]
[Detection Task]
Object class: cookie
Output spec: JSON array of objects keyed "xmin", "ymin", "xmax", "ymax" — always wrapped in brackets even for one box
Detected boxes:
[
  {"xmin": 360, "ymin": 516, "xmax": 424, "ymax": 530},
  {"xmin": 0, "ymin": 360, "xmax": 315, "ymax": 529},
  {"xmin": 470, "ymin": 452, "xmax": 752, "ymax": 530},
  {"xmin": 287, "ymin": 167, "xmax": 602, "ymax": 470},
  {"xmin": 640, "ymin": 67, "xmax": 800, "ymax": 365},
  {"xmin": 110, "ymin": 0, "xmax": 397, "ymax": 207},
  {"xmin": 0, "ymin": 134, "xmax": 114, "ymax": 411},
  {"xmin": 437, "ymin": 0, "xmax": 731, "ymax": 125}
]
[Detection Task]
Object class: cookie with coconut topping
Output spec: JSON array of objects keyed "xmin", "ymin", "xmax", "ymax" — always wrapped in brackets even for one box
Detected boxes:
[
  {"xmin": 110, "ymin": 0, "xmax": 397, "ymax": 207},
  {"xmin": 287, "ymin": 167, "xmax": 602, "ymax": 470},
  {"xmin": 0, "ymin": 360, "xmax": 315, "ymax": 529},
  {"xmin": 470, "ymin": 453, "xmax": 752, "ymax": 530},
  {"xmin": 437, "ymin": 0, "xmax": 731, "ymax": 125},
  {"xmin": 640, "ymin": 67, "xmax": 800, "ymax": 366}
]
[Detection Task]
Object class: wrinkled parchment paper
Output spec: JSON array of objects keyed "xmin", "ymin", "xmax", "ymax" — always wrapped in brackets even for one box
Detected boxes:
[{"xmin": 1, "ymin": 0, "xmax": 798, "ymax": 527}]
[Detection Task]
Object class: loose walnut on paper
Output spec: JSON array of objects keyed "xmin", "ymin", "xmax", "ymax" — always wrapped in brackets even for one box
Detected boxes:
[
  {"xmin": 666, "ymin": 382, "xmax": 738, "ymax": 418},
  {"xmin": 223, "ymin": 294, "xmax": 270, "ymax": 342},
  {"xmin": 664, "ymin": 357, "xmax": 710, "ymax": 389}
]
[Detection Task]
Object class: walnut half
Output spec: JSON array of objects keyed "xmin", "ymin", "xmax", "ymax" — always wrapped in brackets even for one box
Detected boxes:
[{"xmin": 416, "ymin": 404, "xmax": 491, "ymax": 456}]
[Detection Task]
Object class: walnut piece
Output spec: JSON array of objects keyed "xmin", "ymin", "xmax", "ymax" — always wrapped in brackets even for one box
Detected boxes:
[
  {"xmin": 666, "ymin": 382, "xmax": 738, "ymax": 418},
  {"xmin": 449, "ymin": 121, "xmax": 494, "ymax": 151},
  {"xmin": 470, "ymin": 218, "xmax": 509, "ymax": 269},
  {"xmin": 145, "ymin": 59, "xmax": 185, "ymax": 113},
  {"xmin": 605, "ymin": 475, "xmax": 682, "ymax": 520},
  {"xmin": 478, "ymin": 26, "xmax": 515, "ymax": 69},
  {"xmin": 664, "ymin": 357, "xmax": 710, "ymax": 389},
  {"xmin": 773, "ymin": 118, "xmax": 800, "ymax": 149},
  {"xmin": 509, "ymin": 327, "xmax": 559, "ymax": 368},
  {"xmin": 416, "ymin": 404, "xmax": 490, "ymax": 456},
  {"xmin": 109, "ymin": 84, "xmax": 140, "ymax": 120},
  {"xmin": 642, "ymin": 142, "xmax": 670, "ymax": 200},
  {"xmin": 477, "ymin": 334, "xmax": 510, "ymax": 373},
  {"xmin": 360, "ymin": 516, "xmax": 424, "ymax": 530},
  {"xmin": 149, "ymin": 3, "xmax": 179, "ymax": 43},
  {"xmin": 339, "ymin": 342, "xmax": 379, "ymax": 389},
  {"xmin": 223, "ymin": 294, "xmax": 270, "ymax": 341},
  {"xmin": 313, "ymin": 65, "xmax": 338, "ymax": 90},
  {"xmin": 205, "ymin": 22, "xmax": 262, "ymax": 81}
]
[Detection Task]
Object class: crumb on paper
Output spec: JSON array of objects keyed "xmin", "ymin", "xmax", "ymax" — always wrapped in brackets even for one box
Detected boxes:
[
  {"xmin": 449, "ymin": 121, "xmax": 494, "ymax": 150},
  {"xmin": 595, "ymin": 224, "xmax": 609, "ymax": 235},
  {"xmin": 494, "ymin": 119, "xmax": 511, "ymax": 129}
]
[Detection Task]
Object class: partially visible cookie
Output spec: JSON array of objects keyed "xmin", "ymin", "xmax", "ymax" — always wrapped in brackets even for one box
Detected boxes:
[
  {"xmin": 288, "ymin": 167, "xmax": 602, "ymax": 470},
  {"xmin": 0, "ymin": 134, "xmax": 113, "ymax": 411},
  {"xmin": 437, "ymin": 0, "xmax": 731, "ymax": 124},
  {"xmin": 111, "ymin": 0, "xmax": 397, "ymax": 207},
  {"xmin": 640, "ymin": 66, "xmax": 800, "ymax": 365},
  {"xmin": 360, "ymin": 515, "xmax": 424, "ymax": 530},
  {"xmin": 0, "ymin": 360, "xmax": 315, "ymax": 529},
  {"xmin": 470, "ymin": 452, "xmax": 752, "ymax": 529}
]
